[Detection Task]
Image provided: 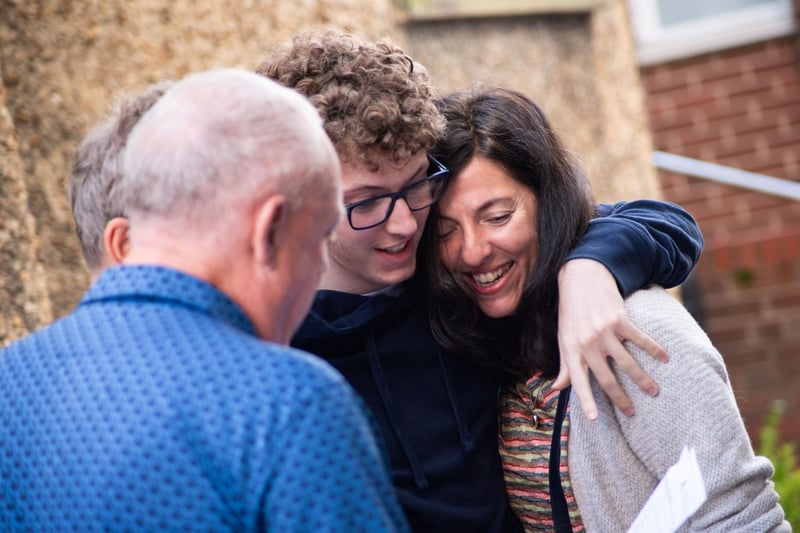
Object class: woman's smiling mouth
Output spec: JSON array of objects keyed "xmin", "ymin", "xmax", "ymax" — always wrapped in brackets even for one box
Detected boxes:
[{"xmin": 470, "ymin": 262, "xmax": 513, "ymax": 287}]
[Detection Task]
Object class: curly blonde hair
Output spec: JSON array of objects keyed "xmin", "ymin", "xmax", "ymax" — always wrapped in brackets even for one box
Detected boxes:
[{"xmin": 256, "ymin": 29, "xmax": 445, "ymax": 169}]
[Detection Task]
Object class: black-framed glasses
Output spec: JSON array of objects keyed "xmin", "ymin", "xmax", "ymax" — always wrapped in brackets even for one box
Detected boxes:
[{"xmin": 345, "ymin": 154, "xmax": 450, "ymax": 230}]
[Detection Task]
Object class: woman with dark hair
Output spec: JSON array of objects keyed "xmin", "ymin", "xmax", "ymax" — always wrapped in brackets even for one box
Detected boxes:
[{"xmin": 424, "ymin": 86, "xmax": 788, "ymax": 531}]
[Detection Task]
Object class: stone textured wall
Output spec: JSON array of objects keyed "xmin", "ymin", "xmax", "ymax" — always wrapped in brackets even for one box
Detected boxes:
[
  {"xmin": 402, "ymin": 0, "xmax": 659, "ymax": 200},
  {"xmin": 0, "ymin": 0, "xmax": 657, "ymax": 343},
  {"xmin": 0, "ymin": 0, "xmax": 396, "ymax": 334},
  {"xmin": 0, "ymin": 77, "xmax": 53, "ymax": 346}
]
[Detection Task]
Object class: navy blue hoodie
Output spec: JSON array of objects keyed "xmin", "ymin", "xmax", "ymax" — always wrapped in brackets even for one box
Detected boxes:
[
  {"xmin": 293, "ymin": 275, "xmax": 520, "ymax": 532},
  {"xmin": 292, "ymin": 200, "xmax": 703, "ymax": 532}
]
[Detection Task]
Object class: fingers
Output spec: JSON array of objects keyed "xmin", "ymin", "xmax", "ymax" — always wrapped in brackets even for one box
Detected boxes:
[
  {"xmin": 559, "ymin": 324, "xmax": 667, "ymax": 419},
  {"xmin": 555, "ymin": 259, "xmax": 670, "ymax": 420},
  {"xmin": 569, "ymin": 366, "xmax": 599, "ymax": 421},
  {"xmin": 605, "ymin": 338, "xmax": 659, "ymax": 398},
  {"xmin": 607, "ymin": 321, "xmax": 666, "ymax": 398},
  {"xmin": 553, "ymin": 355, "xmax": 600, "ymax": 420},
  {"xmin": 551, "ymin": 359, "xmax": 570, "ymax": 390},
  {"xmin": 620, "ymin": 321, "xmax": 669, "ymax": 363},
  {"xmin": 591, "ymin": 361, "xmax": 635, "ymax": 416}
]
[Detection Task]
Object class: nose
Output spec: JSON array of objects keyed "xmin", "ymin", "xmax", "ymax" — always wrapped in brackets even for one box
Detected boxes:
[
  {"xmin": 384, "ymin": 198, "xmax": 419, "ymax": 236},
  {"xmin": 460, "ymin": 226, "xmax": 491, "ymax": 267}
]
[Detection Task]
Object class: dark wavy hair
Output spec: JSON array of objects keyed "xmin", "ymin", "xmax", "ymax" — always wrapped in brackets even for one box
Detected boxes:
[
  {"xmin": 423, "ymin": 86, "xmax": 595, "ymax": 381},
  {"xmin": 256, "ymin": 29, "xmax": 445, "ymax": 170}
]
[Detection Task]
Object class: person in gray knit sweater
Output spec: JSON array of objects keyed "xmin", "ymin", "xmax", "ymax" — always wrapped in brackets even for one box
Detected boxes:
[{"xmin": 424, "ymin": 86, "xmax": 789, "ymax": 531}]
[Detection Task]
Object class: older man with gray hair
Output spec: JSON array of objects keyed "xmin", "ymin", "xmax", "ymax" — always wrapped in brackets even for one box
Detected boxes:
[
  {"xmin": 68, "ymin": 80, "xmax": 172, "ymax": 279},
  {"xmin": 0, "ymin": 68, "xmax": 408, "ymax": 532}
]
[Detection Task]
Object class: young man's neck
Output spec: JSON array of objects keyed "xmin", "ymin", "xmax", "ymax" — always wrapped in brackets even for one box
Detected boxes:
[
  {"xmin": 361, "ymin": 284, "xmax": 402, "ymax": 297},
  {"xmin": 318, "ymin": 276, "xmax": 402, "ymax": 297}
]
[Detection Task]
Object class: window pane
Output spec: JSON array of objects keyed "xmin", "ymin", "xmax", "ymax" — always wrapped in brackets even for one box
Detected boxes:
[{"xmin": 657, "ymin": 0, "xmax": 780, "ymax": 26}]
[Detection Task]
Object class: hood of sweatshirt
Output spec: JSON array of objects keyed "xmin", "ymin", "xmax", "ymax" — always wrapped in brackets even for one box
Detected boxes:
[
  {"xmin": 293, "ymin": 283, "xmax": 412, "ymax": 346},
  {"xmin": 294, "ymin": 278, "xmax": 471, "ymax": 488},
  {"xmin": 291, "ymin": 278, "xmax": 517, "ymax": 532}
]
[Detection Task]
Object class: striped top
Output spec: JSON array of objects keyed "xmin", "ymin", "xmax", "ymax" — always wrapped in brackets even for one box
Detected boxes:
[{"xmin": 498, "ymin": 374, "xmax": 584, "ymax": 532}]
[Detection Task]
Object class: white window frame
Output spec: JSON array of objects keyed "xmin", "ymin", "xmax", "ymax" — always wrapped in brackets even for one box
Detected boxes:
[
  {"xmin": 397, "ymin": 0, "xmax": 605, "ymax": 21},
  {"xmin": 628, "ymin": 0, "xmax": 797, "ymax": 66}
]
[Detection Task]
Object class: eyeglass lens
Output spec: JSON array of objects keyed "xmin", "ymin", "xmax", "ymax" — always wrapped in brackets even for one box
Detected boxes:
[
  {"xmin": 346, "ymin": 155, "xmax": 449, "ymax": 230},
  {"xmin": 349, "ymin": 178, "xmax": 444, "ymax": 229}
]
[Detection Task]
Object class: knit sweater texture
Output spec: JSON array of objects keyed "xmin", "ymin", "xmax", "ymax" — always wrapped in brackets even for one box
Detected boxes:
[
  {"xmin": 569, "ymin": 287, "xmax": 789, "ymax": 532},
  {"xmin": 0, "ymin": 266, "xmax": 408, "ymax": 532}
]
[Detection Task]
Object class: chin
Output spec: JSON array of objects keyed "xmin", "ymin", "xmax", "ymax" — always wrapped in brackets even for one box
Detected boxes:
[
  {"xmin": 382, "ymin": 264, "xmax": 416, "ymax": 286},
  {"xmin": 479, "ymin": 301, "xmax": 517, "ymax": 319}
]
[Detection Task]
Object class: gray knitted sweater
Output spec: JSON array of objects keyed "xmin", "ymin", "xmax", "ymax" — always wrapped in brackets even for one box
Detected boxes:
[{"xmin": 568, "ymin": 287, "xmax": 789, "ymax": 531}]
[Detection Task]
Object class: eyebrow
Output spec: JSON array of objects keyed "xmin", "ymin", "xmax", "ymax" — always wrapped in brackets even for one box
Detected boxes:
[
  {"xmin": 345, "ymin": 184, "xmax": 389, "ymax": 197},
  {"xmin": 344, "ymin": 159, "xmax": 429, "ymax": 197}
]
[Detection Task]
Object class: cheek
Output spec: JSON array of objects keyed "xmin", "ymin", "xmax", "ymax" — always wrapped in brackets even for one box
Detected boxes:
[
  {"xmin": 437, "ymin": 238, "xmax": 460, "ymax": 270},
  {"xmin": 505, "ymin": 219, "xmax": 537, "ymax": 252},
  {"xmin": 328, "ymin": 218, "xmax": 354, "ymax": 246},
  {"xmin": 528, "ymin": 230, "xmax": 539, "ymax": 263},
  {"xmin": 326, "ymin": 223, "xmax": 361, "ymax": 259},
  {"xmin": 326, "ymin": 223, "xmax": 385, "ymax": 271},
  {"xmin": 513, "ymin": 227, "xmax": 538, "ymax": 267}
]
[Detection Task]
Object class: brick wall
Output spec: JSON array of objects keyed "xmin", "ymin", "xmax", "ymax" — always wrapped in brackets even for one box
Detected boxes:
[{"xmin": 641, "ymin": 36, "xmax": 800, "ymax": 447}]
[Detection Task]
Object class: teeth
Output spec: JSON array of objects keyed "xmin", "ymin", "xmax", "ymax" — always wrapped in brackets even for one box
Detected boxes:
[
  {"xmin": 382, "ymin": 243, "xmax": 406, "ymax": 253},
  {"xmin": 472, "ymin": 264, "xmax": 511, "ymax": 286}
]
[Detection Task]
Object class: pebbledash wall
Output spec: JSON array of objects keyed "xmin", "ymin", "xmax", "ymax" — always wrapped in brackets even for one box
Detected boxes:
[
  {"xmin": 0, "ymin": 0, "xmax": 398, "ymax": 343},
  {"xmin": 633, "ymin": 1, "xmax": 800, "ymax": 446},
  {"xmin": 0, "ymin": 0, "xmax": 659, "ymax": 342}
]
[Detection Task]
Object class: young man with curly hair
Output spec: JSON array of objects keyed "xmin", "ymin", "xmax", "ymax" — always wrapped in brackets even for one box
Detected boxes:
[{"xmin": 257, "ymin": 30, "xmax": 703, "ymax": 532}]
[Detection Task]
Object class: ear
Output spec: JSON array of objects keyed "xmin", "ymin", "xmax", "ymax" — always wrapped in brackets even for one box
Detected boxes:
[
  {"xmin": 252, "ymin": 194, "xmax": 289, "ymax": 269},
  {"xmin": 103, "ymin": 217, "xmax": 131, "ymax": 266}
]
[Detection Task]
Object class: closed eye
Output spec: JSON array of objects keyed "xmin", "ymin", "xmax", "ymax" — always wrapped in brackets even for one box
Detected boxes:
[
  {"xmin": 436, "ymin": 220, "xmax": 458, "ymax": 240},
  {"xmin": 437, "ymin": 228, "xmax": 456, "ymax": 240},
  {"xmin": 487, "ymin": 213, "xmax": 511, "ymax": 224},
  {"xmin": 350, "ymin": 199, "xmax": 385, "ymax": 213}
]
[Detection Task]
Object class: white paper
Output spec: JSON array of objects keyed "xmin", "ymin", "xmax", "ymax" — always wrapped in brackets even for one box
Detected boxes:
[{"xmin": 627, "ymin": 446, "xmax": 708, "ymax": 533}]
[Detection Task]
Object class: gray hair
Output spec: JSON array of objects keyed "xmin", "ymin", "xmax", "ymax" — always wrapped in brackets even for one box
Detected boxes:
[
  {"xmin": 122, "ymin": 68, "xmax": 337, "ymax": 231},
  {"xmin": 68, "ymin": 80, "xmax": 173, "ymax": 269}
]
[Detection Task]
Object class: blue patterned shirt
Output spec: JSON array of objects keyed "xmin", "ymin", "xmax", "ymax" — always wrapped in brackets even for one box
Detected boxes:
[{"xmin": 0, "ymin": 265, "xmax": 408, "ymax": 532}]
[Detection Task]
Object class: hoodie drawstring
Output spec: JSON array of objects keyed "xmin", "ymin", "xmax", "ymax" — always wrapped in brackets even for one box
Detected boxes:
[
  {"xmin": 366, "ymin": 329, "xmax": 477, "ymax": 490},
  {"xmin": 366, "ymin": 329, "xmax": 429, "ymax": 490},
  {"xmin": 435, "ymin": 344, "xmax": 475, "ymax": 452}
]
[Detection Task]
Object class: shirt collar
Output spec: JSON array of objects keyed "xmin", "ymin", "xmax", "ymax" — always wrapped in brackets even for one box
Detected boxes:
[{"xmin": 81, "ymin": 265, "xmax": 257, "ymax": 336}]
